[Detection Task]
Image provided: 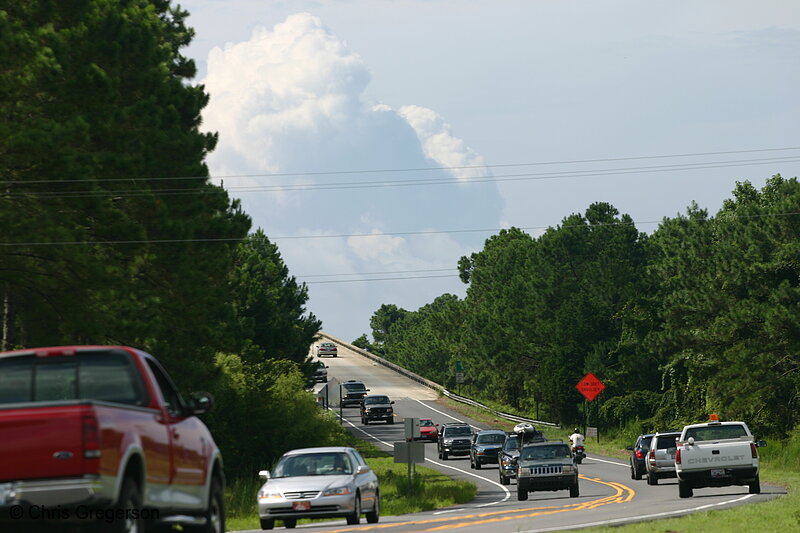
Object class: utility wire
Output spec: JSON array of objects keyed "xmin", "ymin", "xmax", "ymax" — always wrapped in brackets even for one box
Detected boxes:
[
  {"xmin": 305, "ymin": 274, "xmax": 459, "ymax": 284},
  {"xmin": 5, "ymin": 145, "xmax": 800, "ymax": 185},
  {"xmin": 5, "ymin": 212, "xmax": 800, "ymax": 247},
  {"xmin": 5, "ymin": 155, "xmax": 800, "ymax": 199}
]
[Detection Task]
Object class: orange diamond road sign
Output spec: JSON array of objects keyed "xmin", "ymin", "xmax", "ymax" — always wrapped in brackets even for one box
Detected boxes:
[{"xmin": 576, "ymin": 372, "xmax": 605, "ymax": 402}]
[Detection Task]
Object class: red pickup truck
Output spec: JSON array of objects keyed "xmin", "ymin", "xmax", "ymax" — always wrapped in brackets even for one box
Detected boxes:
[{"xmin": 0, "ymin": 345, "xmax": 225, "ymax": 533}]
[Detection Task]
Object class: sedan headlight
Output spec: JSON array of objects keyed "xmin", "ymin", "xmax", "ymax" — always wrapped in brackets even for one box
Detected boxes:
[
  {"xmin": 322, "ymin": 486, "xmax": 353, "ymax": 496},
  {"xmin": 258, "ymin": 490, "xmax": 282, "ymax": 500}
]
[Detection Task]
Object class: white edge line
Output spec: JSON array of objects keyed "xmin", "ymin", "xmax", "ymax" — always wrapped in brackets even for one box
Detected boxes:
[
  {"xmin": 411, "ymin": 398, "xmax": 481, "ymax": 431},
  {"xmin": 517, "ymin": 494, "xmax": 755, "ymax": 532},
  {"xmin": 587, "ymin": 455, "xmax": 628, "ymax": 467},
  {"xmin": 332, "ymin": 406, "xmax": 511, "ymax": 506}
]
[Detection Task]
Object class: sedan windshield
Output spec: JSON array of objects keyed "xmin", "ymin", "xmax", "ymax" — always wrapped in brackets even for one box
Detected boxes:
[
  {"xmin": 420, "ymin": 419, "xmax": 435, "ymax": 427},
  {"xmin": 273, "ymin": 453, "xmax": 353, "ymax": 477},
  {"xmin": 520, "ymin": 445, "xmax": 571, "ymax": 461}
]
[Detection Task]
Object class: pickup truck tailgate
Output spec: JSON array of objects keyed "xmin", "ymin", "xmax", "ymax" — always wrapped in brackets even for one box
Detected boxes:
[
  {"xmin": 681, "ymin": 440, "xmax": 754, "ymax": 470},
  {"xmin": 0, "ymin": 405, "xmax": 87, "ymax": 481}
]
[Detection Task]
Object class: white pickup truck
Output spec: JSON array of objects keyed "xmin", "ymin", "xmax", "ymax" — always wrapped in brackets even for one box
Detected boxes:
[{"xmin": 675, "ymin": 416, "xmax": 766, "ymax": 498}]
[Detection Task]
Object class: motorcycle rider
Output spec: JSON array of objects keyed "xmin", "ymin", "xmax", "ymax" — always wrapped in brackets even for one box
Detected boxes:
[{"xmin": 569, "ymin": 428, "xmax": 585, "ymax": 451}]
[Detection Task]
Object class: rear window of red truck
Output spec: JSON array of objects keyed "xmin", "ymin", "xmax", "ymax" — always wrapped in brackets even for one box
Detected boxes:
[{"xmin": 0, "ymin": 349, "xmax": 148, "ymax": 406}]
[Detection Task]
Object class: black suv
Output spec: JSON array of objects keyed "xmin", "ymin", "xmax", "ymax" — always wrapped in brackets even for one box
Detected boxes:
[
  {"xmin": 470, "ymin": 429, "xmax": 506, "ymax": 469},
  {"xmin": 627, "ymin": 433, "xmax": 654, "ymax": 481},
  {"xmin": 360, "ymin": 394, "xmax": 395, "ymax": 424},
  {"xmin": 437, "ymin": 422, "xmax": 473, "ymax": 460},
  {"xmin": 340, "ymin": 380, "xmax": 370, "ymax": 407}
]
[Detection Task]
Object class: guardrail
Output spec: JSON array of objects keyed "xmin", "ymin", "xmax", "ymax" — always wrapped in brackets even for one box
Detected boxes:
[{"xmin": 318, "ymin": 332, "xmax": 559, "ymax": 428}]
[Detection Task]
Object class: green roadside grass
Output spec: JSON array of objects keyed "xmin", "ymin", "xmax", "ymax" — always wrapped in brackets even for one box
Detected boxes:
[
  {"xmin": 224, "ymin": 438, "xmax": 476, "ymax": 531},
  {"xmin": 437, "ymin": 395, "xmax": 799, "ymax": 532}
]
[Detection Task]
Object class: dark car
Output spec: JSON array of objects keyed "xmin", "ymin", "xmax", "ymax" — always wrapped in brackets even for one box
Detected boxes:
[
  {"xmin": 516, "ymin": 441, "xmax": 579, "ymax": 500},
  {"xmin": 498, "ymin": 434, "xmax": 521, "ymax": 485},
  {"xmin": 437, "ymin": 422, "xmax": 473, "ymax": 460},
  {"xmin": 470, "ymin": 429, "xmax": 506, "ymax": 469},
  {"xmin": 341, "ymin": 380, "xmax": 370, "ymax": 407},
  {"xmin": 360, "ymin": 394, "xmax": 394, "ymax": 424},
  {"xmin": 627, "ymin": 433, "xmax": 655, "ymax": 480}
]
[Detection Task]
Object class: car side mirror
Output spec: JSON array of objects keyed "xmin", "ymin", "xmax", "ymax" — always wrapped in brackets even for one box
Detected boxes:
[
  {"xmin": 435, "ymin": 424, "xmax": 439, "ymax": 427},
  {"xmin": 687, "ymin": 437, "xmax": 695, "ymax": 445},
  {"xmin": 366, "ymin": 389, "xmax": 370, "ymax": 392},
  {"xmin": 757, "ymin": 440, "xmax": 767, "ymax": 448},
  {"xmin": 259, "ymin": 470, "xmax": 271, "ymax": 479},
  {"xmin": 356, "ymin": 465, "xmax": 371, "ymax": 475},
  {"xmin": 390, "ymin": 401, "xmax": 395, "ymax": 404},
  {"xmin": 626, "ymin": 446, "xmax": 633, "ymax": 450},
  {"xmin": 188, "ymin": 391, "xmax": 214, "ymax": 415}
]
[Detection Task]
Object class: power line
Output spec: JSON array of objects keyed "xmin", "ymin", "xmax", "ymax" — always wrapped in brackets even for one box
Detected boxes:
[
  {"xmin": 299, "ymin": 268, "xmax": 456, "ymax": 278},
  {"xmin": 6, "ymin": 145, "xmax": 800, "ymax": 185},
  {"xmin": 6, "ymin": 155, "xmax": 800, "ymax": 199},
  {"xmin": 305, "ymin": 274, "xmax": 459, "ymax": 284},
  {"xmin": 5, "ymin": 212, "xmax": 800, "ymax": 247}
]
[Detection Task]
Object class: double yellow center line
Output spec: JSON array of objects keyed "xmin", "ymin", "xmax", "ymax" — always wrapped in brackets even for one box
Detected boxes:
[{"xmin": 325, "ymin": 475, "xmax": 636, "ymax": 532}]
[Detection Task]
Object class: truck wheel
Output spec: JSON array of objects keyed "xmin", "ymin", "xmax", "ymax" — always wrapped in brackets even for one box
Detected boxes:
[
  {"xmin": 749, "ymin": 475, "xmax": 761, "ymax": 494},
  {"xmin": 517, "ymin": 485, "xmax": 528, "ymax": 501},
  {"xmin": 110, "ymin": 477, "xmax": 144, "ymax": 533},
  {"xmin": 260, "ymin": 518, "xmax": 275, "ymax": 530},
  {"xmin": 346, "ymin": 494, "xmax": 361, "ymax": 525},
  {"xmin": 474, "ymin": 460, "xmax": 481, "ymax": 470},
  {"xmin": 442, "ymin": 451, "xmax": 448, "ymax": 460},
  {"xmin": 569, "ymin": 482, "xmax": 579, "ymax": 498},
  {"xmin": 499, "ymin": 472, "xmax": 509, "ymax": 486},
  {"xmin": 283, "ymin": 518, "xmax": 297, "ymax": 528},
  {"xmin": 365, "ymin": 492, "xmax": 380, "ymax": 523},
  {"xmin": 203, "ymin": 476, "xmax": 225, "ymax": 533},
  {"xmin": 678, "ymin": 480, "xmax": 693, "ymax": 498},
  {"xmin": 647, "ymin": 473, "xmax": 658, "ymax": 485}
]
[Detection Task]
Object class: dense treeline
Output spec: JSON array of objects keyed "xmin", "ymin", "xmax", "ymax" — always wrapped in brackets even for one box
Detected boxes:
[
  {"xmin": 0, "ymin": 0, "xmax": 338, "ymax": 477},
  {"xmin": 363, "ymin": 178, "xmax": 800, "ymax": 437}
]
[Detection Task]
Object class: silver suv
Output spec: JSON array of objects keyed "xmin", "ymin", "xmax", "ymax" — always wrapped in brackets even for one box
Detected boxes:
[
  {"xmin": 646, "ymin": 431, "xmax": 680, "ymax": 485},
  {"xmin": 516, "ymin": 441, "xmax": 579, "ymax": 500}
]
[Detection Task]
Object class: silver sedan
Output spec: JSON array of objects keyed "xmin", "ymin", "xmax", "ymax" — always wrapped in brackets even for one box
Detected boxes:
[{"xmin": 257, "ymin": 447, "xmax": 380, "ymax": 529}]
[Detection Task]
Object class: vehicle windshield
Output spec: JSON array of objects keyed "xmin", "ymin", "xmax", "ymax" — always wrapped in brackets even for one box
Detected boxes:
[
  {"xmin": 363, "ymin": 396, "xmax": 389, "ymax": 405},
  {"xmin": 445, "ymin": 426, "xmax": 472, "ymax": 437},
  {"xmin": 477, "ymin": 433, "xmax": 505, "ymax": 445},
  {"xmin": 420, "ymin": 419, "xmax": 435, "ymax": 427},
  {"xmin": 684, "ymin": 425, "xmax": 748, "ymax": 442},
  {"xmin": 503, "ymin": 437, "xmax": 520, "ymax": 451},
  {"xmin": 273, "ymin": 453, "xmax": 353, "ymax": 477},
  {"xmin": 520, "ymin": 444, "xmax": 571, "ymax": 461},
  {"xmin": 343, "ymin": 383, "xmax": 366, "ymax": 392}
]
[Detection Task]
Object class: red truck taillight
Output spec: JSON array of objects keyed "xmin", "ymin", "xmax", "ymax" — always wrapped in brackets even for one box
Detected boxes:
[
  {"xmin": 675, "ymin": 448, "xmax": 681, "ymax": 465},
  {"xmin": 82, "ymin": 413, "xmax": 102, "ymax": 459},
  {"xmin": 750, "ymin": 442, "xmax": 758, "ymax": 459}
]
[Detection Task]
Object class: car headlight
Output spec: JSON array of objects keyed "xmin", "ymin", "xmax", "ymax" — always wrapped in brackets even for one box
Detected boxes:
[
  {"xmin": 475, "ymin": 449, "xmax": 485, "ymax": 455},
  {"xmin": 258, "ymin": 490, "xmax": 282, "ymax": 500},
  {"xmin": 322, "ymin": 486, "xmax": 353, "ymax": 496}
]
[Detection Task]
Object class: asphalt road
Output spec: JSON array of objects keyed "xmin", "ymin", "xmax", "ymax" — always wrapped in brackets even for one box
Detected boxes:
[{"xmin": 238, "ymin": 340, "xmax": 784, "ymax": 532}]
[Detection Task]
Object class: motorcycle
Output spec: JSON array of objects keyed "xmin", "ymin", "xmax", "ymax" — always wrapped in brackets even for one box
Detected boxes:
[{"xmin": 572, "ymin": 445, "xmax": 585, "ymax": 464}]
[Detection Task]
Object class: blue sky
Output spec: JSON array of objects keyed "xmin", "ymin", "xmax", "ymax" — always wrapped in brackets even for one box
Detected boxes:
[{"xmin": 179, "ymin": 0, "xmax": 800, "ymax": 342}]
